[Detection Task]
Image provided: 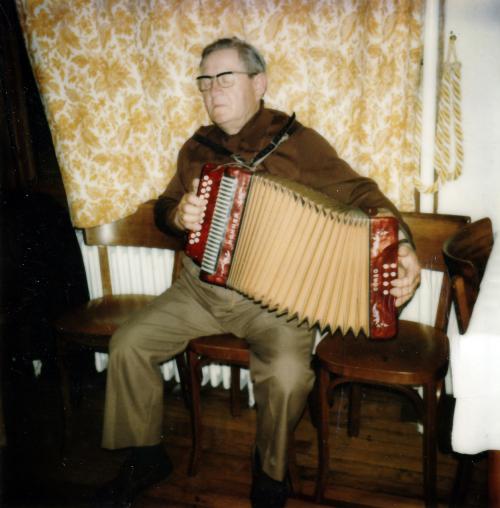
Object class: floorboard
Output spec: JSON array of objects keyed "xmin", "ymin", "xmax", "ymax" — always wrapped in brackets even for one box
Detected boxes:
[{"xmin": 0, "ymin": 359, "xmax": 488, "ymax": 507}]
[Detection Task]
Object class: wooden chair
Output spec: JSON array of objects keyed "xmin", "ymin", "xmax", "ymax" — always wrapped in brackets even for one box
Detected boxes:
[
  {"xmin": 313, "ymin": 212, "xmax": 470, "ymax": 507},
  {"xmin": 443, "ymin": 217, "xmax": 494, "ymax": 506},
  {"xmin": 54, "ymin": 201, "xmax": 185, "ymax": 444}
]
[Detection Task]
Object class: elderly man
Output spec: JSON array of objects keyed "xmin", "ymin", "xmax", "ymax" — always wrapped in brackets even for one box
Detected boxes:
[{"xmin": 95, "ymin": 37, "xmax": 420, "ymax": 508}]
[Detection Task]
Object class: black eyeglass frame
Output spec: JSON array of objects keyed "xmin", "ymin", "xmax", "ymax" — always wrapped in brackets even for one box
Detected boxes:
[{"xmin": 195, "ymin": 71, "xmax": 256, "ymax": 91}]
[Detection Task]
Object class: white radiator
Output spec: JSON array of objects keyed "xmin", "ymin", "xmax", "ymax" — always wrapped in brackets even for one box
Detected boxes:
[{"xmin": 77, "ymin": 231, "xmax": 175, "ymax": 299}]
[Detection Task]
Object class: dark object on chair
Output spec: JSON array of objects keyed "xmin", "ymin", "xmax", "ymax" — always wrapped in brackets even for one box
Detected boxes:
[
  {"xmin": 313, "ymin": 212, "xmax": 470, "ymax": 507},
  {"xmin": 53, "ymin": 201, "xmax": 185, "ymax": 445},
  {"xmin": 443, "ymin": 217, "xmax": 494, "ymax": 507}
]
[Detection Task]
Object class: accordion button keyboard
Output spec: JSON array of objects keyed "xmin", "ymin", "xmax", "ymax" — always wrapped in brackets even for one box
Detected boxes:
[
  {"xmin": 201, "ymin": 175, "xmax": 238, "ymax": 274},
  {"xmin": 371, "ymin": 259, "xmax": 398, "ymax": 295}
]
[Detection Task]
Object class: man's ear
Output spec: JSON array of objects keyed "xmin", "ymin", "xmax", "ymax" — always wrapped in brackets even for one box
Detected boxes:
[{"xmin": 253, "ymin": 73, "xmax": 267, "ymax": 99}]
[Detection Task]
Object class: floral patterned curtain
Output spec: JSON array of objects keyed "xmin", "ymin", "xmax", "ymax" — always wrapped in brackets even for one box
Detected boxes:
[{"xmin": 16, "ymin": 0, "xmax": 423, "ymax": 228}]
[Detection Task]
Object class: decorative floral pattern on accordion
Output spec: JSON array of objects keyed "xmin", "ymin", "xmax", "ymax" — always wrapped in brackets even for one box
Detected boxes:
[{"xmin": 16, "ymin": 0, "xmax": 423, "ymax": 228}]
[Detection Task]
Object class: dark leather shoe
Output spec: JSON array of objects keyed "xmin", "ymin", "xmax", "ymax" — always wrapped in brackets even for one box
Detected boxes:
[
  {"xmin": 250, "ymin": 448, "xmax": 288, "ymax": 508},
  {"xmin": 93, "ymin": 450, "xmax": 173, "ymax": 508}
]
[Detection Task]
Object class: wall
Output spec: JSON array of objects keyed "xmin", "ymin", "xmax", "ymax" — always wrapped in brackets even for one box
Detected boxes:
[{"xmin": 438, "ymin": 0, "xmax": 500, "ymax": 233}]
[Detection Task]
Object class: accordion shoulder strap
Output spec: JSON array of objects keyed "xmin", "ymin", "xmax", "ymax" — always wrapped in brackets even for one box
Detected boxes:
[{"xmin": 193, "ymin": 112, "xmax": 297, "ymax": 171}]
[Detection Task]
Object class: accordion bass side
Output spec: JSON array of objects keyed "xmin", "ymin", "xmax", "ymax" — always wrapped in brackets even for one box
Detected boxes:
[{"xmin": 185, "ymin": 164, "xmax": 399, "ymax": 339}]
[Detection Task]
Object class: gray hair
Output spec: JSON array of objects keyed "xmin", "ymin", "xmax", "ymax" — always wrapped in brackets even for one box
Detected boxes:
[{"xmin": 200, "ymin": 37, "xmax": 266, "ymax": 74}]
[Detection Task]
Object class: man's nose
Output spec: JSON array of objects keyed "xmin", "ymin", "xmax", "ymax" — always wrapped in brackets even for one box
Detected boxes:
[{"xmin": 210, "ymin": 79, "xmax": 224, "ymax": 93}]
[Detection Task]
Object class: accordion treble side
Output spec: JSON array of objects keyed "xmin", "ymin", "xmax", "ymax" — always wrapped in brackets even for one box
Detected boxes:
[{"xmin": 185, "ymin": 164, "xmax": 399, "ymax": 339}]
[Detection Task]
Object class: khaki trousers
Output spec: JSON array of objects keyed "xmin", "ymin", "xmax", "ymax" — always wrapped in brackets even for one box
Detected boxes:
[{"xmin": 102, "ymin": 257, "xmax": 315, "ymax": 481}]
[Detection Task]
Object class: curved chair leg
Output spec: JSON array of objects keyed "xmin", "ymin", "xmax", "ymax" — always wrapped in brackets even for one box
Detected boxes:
[
  {"xmin": 187, "ymin": 350, "xmax": 203, "ymax": 476},
  {"xmin": 230, "ymin": 366, "xmax": 241, "ymax": 417},
  {"xmin": 423, "ymin": 382, "xmax": 438, "ymax": 507},
  {"xmin": 314, "ymin": 365, "xmax": 331, "ymax": 502},
  {"xmin": 174, "ymin": 353, "xmax": 190, "ymax": 409},
  {"xmin": 307, "ymin": 369, "xmax": 320, "ymax": 429}
]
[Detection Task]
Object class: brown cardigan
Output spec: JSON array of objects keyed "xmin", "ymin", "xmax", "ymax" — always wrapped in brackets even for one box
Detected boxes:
[{"xmin": 155, "ymin": 104, "xmax": 411, "ymax": 241}]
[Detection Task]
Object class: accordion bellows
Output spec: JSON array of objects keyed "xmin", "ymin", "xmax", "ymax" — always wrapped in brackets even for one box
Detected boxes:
[{"xmin": 186, "ymin": 164, "xmax": 398, "ymax": 339}]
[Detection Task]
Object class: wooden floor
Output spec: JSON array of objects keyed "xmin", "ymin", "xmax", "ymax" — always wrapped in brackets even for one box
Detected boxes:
[{"xmin": 1, "ymin": 358, "xmax": 488, "ymax": 508}]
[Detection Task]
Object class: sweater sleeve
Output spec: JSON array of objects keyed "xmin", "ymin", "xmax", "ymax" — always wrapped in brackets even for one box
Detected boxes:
[
  {"xmin": 154, "ymin": 141, "xmax": 193, "ymax": 237},
  {"xmin": 293, "ymin": 127, "xmax": 414, "ymax": 243}
]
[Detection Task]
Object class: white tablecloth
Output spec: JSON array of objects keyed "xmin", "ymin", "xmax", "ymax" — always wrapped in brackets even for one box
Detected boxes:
[{"xmin": 450, "ymin": 235, "xmax": 500, "ymax": 454}]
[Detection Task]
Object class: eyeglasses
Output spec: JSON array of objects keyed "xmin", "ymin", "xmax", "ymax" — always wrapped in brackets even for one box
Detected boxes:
[{"xmin": 196, "ymin": 71, "xmax": 255, "ymax": 92}]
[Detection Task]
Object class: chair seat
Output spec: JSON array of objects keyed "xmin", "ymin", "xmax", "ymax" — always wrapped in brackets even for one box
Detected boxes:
[
  {"xmin": 189, "ymin": 335, "xmax": 250, "ymax": 365},
  {"xmin": 54, "ymin": 294, "xmax": 155, "ymax": 341},
  {"xmin": 316, "ymin": 320, "xmax": 449, "ymax": 386}
]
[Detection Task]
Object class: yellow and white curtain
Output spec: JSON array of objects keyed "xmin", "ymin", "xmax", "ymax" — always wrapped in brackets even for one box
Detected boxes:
[{"xmin": 16, "ymin": 0, "xmax": 424, "ymax": 228}]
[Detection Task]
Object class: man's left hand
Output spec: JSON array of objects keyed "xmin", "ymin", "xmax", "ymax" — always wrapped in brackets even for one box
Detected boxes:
[{"xmin": 391, "ymin": 243, "xmax": 421, "ymax": 307}]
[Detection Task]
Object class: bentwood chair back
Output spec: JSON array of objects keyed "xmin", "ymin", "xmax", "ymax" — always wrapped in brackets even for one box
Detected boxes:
[
  {"xmin": 443, "ymin": 217, "xmax": 494, "ymax": 333},
  {"xmin": 54, "ymin": 201, "xmax": 185, "ymax": 445},
  {"xmin": 313, "ymin": 212, "xmax": 470, "ymax": 507}
]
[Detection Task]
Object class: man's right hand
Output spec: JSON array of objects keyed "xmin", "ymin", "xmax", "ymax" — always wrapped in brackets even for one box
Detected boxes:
[{"xmin": 173, "ymin": 178, "xmax": 207, "ymax": 232}]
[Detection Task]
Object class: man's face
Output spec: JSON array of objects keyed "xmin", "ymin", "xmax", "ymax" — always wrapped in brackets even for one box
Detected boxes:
[{"xmin": 200, "ymin": 48, "xmax": 265, "ymax": 135}]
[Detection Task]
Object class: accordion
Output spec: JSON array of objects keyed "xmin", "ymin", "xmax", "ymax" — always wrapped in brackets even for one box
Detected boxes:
[{"xmin": 185, "ymin": 163, "xmax": 399, "ymax": 339}]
